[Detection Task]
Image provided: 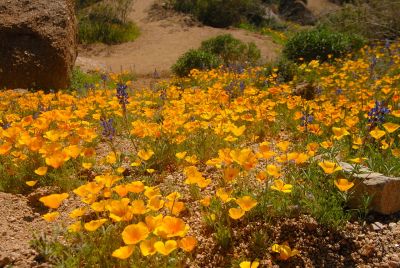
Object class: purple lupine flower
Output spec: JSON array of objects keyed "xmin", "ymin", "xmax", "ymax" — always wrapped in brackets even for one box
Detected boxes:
[
  {"xmin": 335, "ymin": 88, "xmax": 343, "ymax": 95},
  {"xmin": 32, "ymin": 112, "xmax": 40, "ymax": 120},
  {"xmin": 236, "ymin": 64, "xmax": 245, "ymax": 74},
  {"xmin": 116, "ymin": 83, "xmax": 129, "ymax": 106},
  {"xmin": 315, "ymin": 86, "xmax": 322, "ymax": 95},
  {"xmin": 370, "ymin": 55, "xmax": 377, "ymax": 73},
  {"xmin": 100, "ymin": 118, "xmax": 116, "ymax": 140},
  {"xmin": 84, "ymin": 83, "xmax": 95, "ymax": 91},
  {"xmin": 368, "ymin": 100, "xmax": 390, "ymax": 126},
  {"xmin": 224, "ymin": 81, "xmax": 235, "ymax": 97},
  {"xmin": 101, "ymin": 73, "xmax": 108, "ymax": 82},
  {"xmin": 0, "ymin": 122, "xmax": 10, "ymax": 130},
  {"xmin": 300, "ymin": 112, "xmax": 314, "ymax": 127},
  {"xmin": 239, "ymin": 81, "xmax": 246, "ymax": 93}
]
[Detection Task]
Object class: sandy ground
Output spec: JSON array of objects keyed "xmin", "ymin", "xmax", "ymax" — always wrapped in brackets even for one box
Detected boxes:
[
  {"xmin": 75, "ymin": 0, "xmax": 340, "ymax": 79},
  {"xmin": 0, "ymin": 192, "xmax": 45, "ymax": 267},
  {"xmin": 307, "ymin": 0, "xmax": 340, "ymax": 17},
  {"xmin": 76, "ymin": 0, "xmax": 280, "ymax": 77}
]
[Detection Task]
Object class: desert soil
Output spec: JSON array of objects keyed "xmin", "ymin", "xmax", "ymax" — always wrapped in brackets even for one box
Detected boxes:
[
  {"xmin": 0, "ymin": 192, "xmax": 45, "ymax": 268},
  {"xmin": 307, "ymin": 0, "xmax": 339, "ymax": 17},
  {"xmin": 2, "ymin": 178, "xmax": 400, "ymax": 267},
  {"xmin": 75, "ymin": 0, "xmax": 340, "ymax": 78},
  {"xmin": 75, "ymin": 0, "xmax": 280, "ymax": 77}
]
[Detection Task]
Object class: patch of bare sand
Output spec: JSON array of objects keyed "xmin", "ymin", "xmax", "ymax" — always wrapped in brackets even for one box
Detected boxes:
[
  {"xmin": 307, "ymin": 0, "xmax": 340, "ymax": 17},
  {"xmin": 0, "ymin": 188, "xmax": 89, "ymax": 268},
  {"xmin": 76, "ymin": 0, "xmax": 280, "ymax": 77},
  {"xmin": 0, "ymin": 192, "xmax": 45, "ymax": 267}
]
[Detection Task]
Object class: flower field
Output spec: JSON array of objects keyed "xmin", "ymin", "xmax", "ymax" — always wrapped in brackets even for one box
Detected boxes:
[{"xmin": 1, "ymin": 42, "xmax": 400, "ymax": 267}]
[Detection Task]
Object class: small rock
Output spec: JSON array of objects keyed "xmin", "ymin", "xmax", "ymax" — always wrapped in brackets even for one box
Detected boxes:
[
  {"xmin": 388, "ymin": 261, "xmax": 400, "ymax": 268},
  {"xmin": 360, "ymin": 243, "xmax": 376, "ymax": 257},
  {"xmin": 342, "ymin": 161, "xmax": 400, "ymax": 215},
  {"xmin": 371, "ymin": 222, "xmax": 385, "ymax": 231},
  {"xmin": 389, "ymin": 222, "xmax": 397, "ymax": 229},
  {"xmin": 305, "ymin": 218, "xmax": 318, "ymax": 232},
  {"xmin": 9, "ymin": 252, "xmax": 20, "ymax": 260},
  {"xmin": 0, "ymin": 255, "xmax": 11, "ymax": 267}
]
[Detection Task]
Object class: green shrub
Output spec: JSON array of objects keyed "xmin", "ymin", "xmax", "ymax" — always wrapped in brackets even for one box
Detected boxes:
[
  {"xmin": 171, "ymin": 0, "xmax": 197, "ymax": 13},
  {"xmin": 283, "ymin": 28, "xmax": 365, "ymax": 63},
  {"xmin": 320, "ymin": 0, "xmax": 400, "ymax": 40},
  {"xmin": 172, "ymin": 49, "xmax": 222, "ymax": 77},
  {"xmin": 78, "ymin": 18, "xmax": 139, "ymax": 44},
  {"xmin": 275, "ymin": 57, "xmax": 298, "ymax": 82},
  {"xmin": 69, "ymin": 67, "xmax": 102, "ymax": 92},
  {"xmin": 75, "ymin": 0, "xmax": 102, "ymax": 10},
  {"xmin": 77, "ymin": 1, "xmax": 139, "ymax": 44},
  {"xmin": 261, "ymin": 57, "xmax": 299, "ymax": 83},
  {"xmin": 172, "ymin": 34, "xmax": 261, "ymax": 76},
  {"xmin": 171, "ymin": 0, "xmax": 265, "ymax": 28},
  {"xmin": 200, "ymin": 34, "xmax": 261, "ymax": 65}
]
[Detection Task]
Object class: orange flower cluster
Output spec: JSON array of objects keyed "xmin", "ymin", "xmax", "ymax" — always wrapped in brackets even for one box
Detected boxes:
[{"xmin": 1, "ymin": 41, "xmax": 400, "ymax": 264}]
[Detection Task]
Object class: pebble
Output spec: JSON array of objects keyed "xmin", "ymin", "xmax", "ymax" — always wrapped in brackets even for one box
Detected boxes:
[
  {"xmin": 388, "ymin": 261, "xmax": 400, "ymax": 268},
  {"xmin": 0, "ymin": 255, "xmax": 11, "ymax": 267},
  {"xmin": 9, "ymin": 252, "xmax": 20, "ymax": 261},
  {"xmin": 371, "ymin": 222, "xmax": 385, "ymax": 231},
  {"xmin": 360, "ymin": 243, "xmax": 376, "ymax": 257},
  {"xmin": 305, "ymin": 219, "xmax": 318, "ymax": 232},
  {"xmin": 389, "ymin": 222, "xmax": 397, "ymax": 229}
]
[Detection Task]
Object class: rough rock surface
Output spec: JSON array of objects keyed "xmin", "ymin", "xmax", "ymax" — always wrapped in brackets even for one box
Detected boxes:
[
  {"xmin": 0, "ymin": 0, "xmax": 77, "ymax": 90},
  {"xmin": 279, "ymin": 0, "xmax": 316, "ymax": 25},
  {"xmin": 341, "ymin": 162, "xmax": 400, "ymax": 215}
]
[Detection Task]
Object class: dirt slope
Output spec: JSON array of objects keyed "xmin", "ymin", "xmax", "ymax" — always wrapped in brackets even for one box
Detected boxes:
[
  {"xmin": 307, "ymin": 0, "xmax": 340, "ymax": 17},
  {"xmin": 76, "ymin": 0, "xmax": 280, "ymax": 76},
  {"xmin": 0, "ymin": 192, "xmax": 45, "ymax": 268}
]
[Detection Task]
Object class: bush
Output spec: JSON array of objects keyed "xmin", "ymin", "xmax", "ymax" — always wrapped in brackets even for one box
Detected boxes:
[
  {"xmin": 275, "ymin": 57, "xmax": 298, "ymax": 82},
  {"xmin": 261, "ymin": 57, "xmax": 299, "ymax": 83},
  {"xmin": 320, "ymin": 0, "xmax": 400, "ymax": 40},
  {"xmin": 172, "ymin": 49, "xmax": 222, "ymax": 77},
  {"xmin": 172, "ymin": 34, "xmax": 261, "ymax": 76},
  {"xmin": 283, "ymin": 28, "xmax": 365, "ymax": 63},
  {"xmin": 200, "ymin": 34, "xmax": 261, "ymax": 65},
  {"xmin": 77, "ymin": 1, "xmax": 139, "ymax": 44},
  {"xmin": 75, "ymin": 0, "xmax": 102, "ymax": 10},
  {"xmin": 78, "ymin": 19, "xmax": 139, "ymax": 44},
  {"xmin": 171, "ymin": 0, "xmax": 266, "ymax": 28}
]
